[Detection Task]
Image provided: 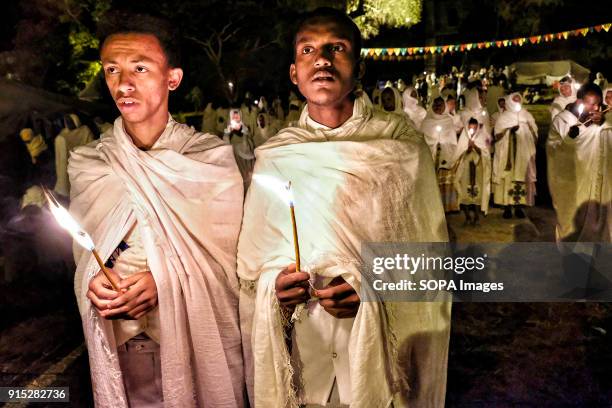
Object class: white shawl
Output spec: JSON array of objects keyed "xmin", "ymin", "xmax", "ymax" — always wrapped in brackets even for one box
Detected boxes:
[
  {"xmin": 547, "ymin": 110, "xmax": 611, "ymax": 241},
  {"xmin": 238, "ymin": 96, "xmax": 450, "ymax": 408},
  {"xmin": 492, "ymin": 93, "xmax": 538, "ymax": 184},
  {"xmin": 402, "ymin": 87, "xmax": 427, "ymax": 129},
  {"xmin": 69, "ymin": 117, "xmax": 245, "ymax": 407},
  {"xmin": 453, "ymin": 126, "xmax": 492, "ymax": 213},
  {"xmin": 421, "ymin": 110, "xmax": 458, "ymax": 168}
]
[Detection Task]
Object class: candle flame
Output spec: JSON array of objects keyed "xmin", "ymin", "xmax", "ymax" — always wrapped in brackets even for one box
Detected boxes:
[
  {"xmin": 468, "ymin": 128, "xmax": 475, "ymax": 136},
  {"xmin": 514, "ymin": 104, "xmax": 522, "ymax": 113},
  {"xmin": 435, "ymin": 125, "xmax": 442, "ymax": 132},
  {"xmin": 253, "ymin": 174, "xmax": 294, "ymax": 206},
  {"xmin": 577, "ymin": 103, "xmax": 584, "ymax": 116},
  {"xmin": 573, "ymin": 83, "xmax": 581, "ymax": 91},
  {"xmin": 481, "ymin": 110, "xmax": 486, "ymax": 116},
  {"xmin": 42, "ymin": 186, "xmax": 95, "ymax": 251}
]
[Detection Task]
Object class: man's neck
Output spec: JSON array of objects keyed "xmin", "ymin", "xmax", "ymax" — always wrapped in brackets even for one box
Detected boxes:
[
  {"xmin": 307, "ymin": 97, "xmax": 354, "ymax": 129},
  {"xmin": 124, "ymin": 112, "xmax": 169, "ymax": 150}
]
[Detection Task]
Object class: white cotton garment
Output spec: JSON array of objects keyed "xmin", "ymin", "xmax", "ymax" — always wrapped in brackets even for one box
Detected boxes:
[
  {"xmin": 492, "ymin": 93, "xmax": 539, "ymax": 205},
  {"xmin": 453, "ymin": 125, "xmax": 492, "ymax": 213},
  {"xmin": 421, "ymin": 109, "xmax": 458, "ymax": 169},
  {"xmin": 402, "ymin": 87, "xmax": 427, "ymax": 129},
  {"xmin": 110, "ymin": 222, "xmax": 161, "ymax": 347},
  {"xmin": 69, "ymin": 116, "xmax": 245, "ymax": 408},
  {"xmin": 547, "ymin": 110, "xmax": 611, "ymax": 241},
  {"xmin": 237, "ymin": 95, "xmax": 451, "ymax": 408}
]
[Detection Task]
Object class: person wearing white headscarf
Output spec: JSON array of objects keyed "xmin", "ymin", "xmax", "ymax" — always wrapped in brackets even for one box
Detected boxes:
[
  {"xmin": 201, "ymin": 102, "xmax": 217, "ymax": 134},
  {"xmin": 460, "ymin": 87, "xmax": 491, "ymax": 136},
  {"xmin": 421, "ymin": 96, "xmax": 460, "ymax": 212},
  {"xmin": 603, "ymin": 87, "xmax": 612, "ymax": 125},
  {"xmin": 550, "ymin": 76, "xmax": 577, "ymax": 121},
  {"xmin": 253, "ymin": 111, "xmax": 277, "ymax": 147},
  {"xmin": 380, "ymin": 86, "xmax": 403, "ymax": 114},
  {"xmin": 54, "ymin": 113, "xmax": 95, "ymax": 197},
  {"xmin": 402, "ymin": 86, "xmax": 427, "ymax": 130},
  {"xmin": 453, "ymin": 117, "xmax": 492, "ymax": 225},
  {"xmin": 371, "ymin": 87, "xmax": 382, "ymax": 108},
  {"xmin": 493, "ymin": 92, "xmax": 538, "ymax": 218},
  {"xmin": 272, "ymin": 96, "xmax": 285, "ymax": 122},
  {"xmin": 490, "ymin": 97, "xmax": 507, "ymax": 129},
  {"xmin": 285, "ymin": 99, "xmax": 303, "ymax": 127},
  {"xmin": 224, "ymin": 109, "xmax": 255, "ymax": 191},
  {"xmin": 216, "ymin": 106, "xmax": 229, "ymax": 135},
  {"xmin": 547, "ymin": 84, "xmax": 610, "ymax": 242}
]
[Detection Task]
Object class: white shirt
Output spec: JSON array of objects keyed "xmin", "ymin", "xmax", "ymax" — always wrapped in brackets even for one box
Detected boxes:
[{"xmin": 111, "ymin": 223, "xmax": 161, "ymax": 346}]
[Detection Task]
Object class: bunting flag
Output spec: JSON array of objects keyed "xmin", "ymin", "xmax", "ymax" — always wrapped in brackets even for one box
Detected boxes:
[{"xmin": 361, "ymin": 22, "xmax": 611, "ymax": 60}]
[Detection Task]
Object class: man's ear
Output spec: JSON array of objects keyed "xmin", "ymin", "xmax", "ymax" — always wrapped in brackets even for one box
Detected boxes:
[
  {"xmin": 168, "ymin": 67, "xmax": 183, "ymax": 91},
  {"xmin": 289, "ymin": 64, "xmax": 298, "ymax": 86},
  {"xmin": 356, "ymin": 59, "xmax": 366, "ymax": 80}
]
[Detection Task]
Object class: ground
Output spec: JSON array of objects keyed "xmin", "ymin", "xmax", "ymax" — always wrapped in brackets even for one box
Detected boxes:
[{"xmin": 0, "ymin": 103, "xmax": 610, "ymax": 407}]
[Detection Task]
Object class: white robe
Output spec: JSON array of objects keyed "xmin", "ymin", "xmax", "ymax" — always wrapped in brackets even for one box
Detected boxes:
[
  {"xmin": 547, "ymin": 110, "xmax": 611, "ymax": 241},
  {"xmin": 453, "ymin": 127, "xmax": 492, "ymax": 213},
  {"xmin": 492, "ymin": 94, "xmax": 538, "ymax": 206},
  {"xmin": 54, "ymin": 125, "xmax": 94, "ymax": 196},
  {"xmin": 69, "ymin": 117, "xmax": 245, "ymax": 407},
  {"xmin": 237, "ymin": 96, "xmax": 451, "ymax": 408},
  {"xmin": 402, "ymin": 87, "xmax": 427, "ymax": 130},
  {"xmin": 421, "ymin": 111, "xmax": 458, "ymax": 169}
]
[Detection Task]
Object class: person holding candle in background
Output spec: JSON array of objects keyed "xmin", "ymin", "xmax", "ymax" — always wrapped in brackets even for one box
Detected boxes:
[
  {"xmin": 453, "ymin": 118, "xmax": 492, "ymax": 225},
  {"xmin": 492, "ymin": 93, "xmax": 538, "ymax": 219},
  {"xmin": 237, "ymin": 8, "xmax": 450, "ymax": 408},
  {"xmin": 547, "ymin": 83, "xmax": 609, "ymax": 242},
  {"xmin": 421, "ymin": 96, "xmax": 460, "ymax": 212},
  {"xmin": 68, "ymin": 12, "xmax": 245, "ymax": 407}
]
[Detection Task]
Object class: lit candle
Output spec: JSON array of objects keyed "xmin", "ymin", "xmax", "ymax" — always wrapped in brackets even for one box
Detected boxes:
[
  {"xmin": 42, "ymin": 186, "xmax": 120, "ymax": 291},
  {"xmin": 252, "ymin": 175, "xmax": 301, "ymax": 272}
]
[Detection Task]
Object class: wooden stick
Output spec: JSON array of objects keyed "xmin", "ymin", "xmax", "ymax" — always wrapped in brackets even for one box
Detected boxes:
[{"xmin": 92, "ymin": 249, "xmax": 120, "ymax": 292}]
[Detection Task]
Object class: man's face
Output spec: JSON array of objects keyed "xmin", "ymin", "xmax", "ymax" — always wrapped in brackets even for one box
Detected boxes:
[
  {"xmin": 605, "ymin": 90, "xmax": 612, "ymax": 107},
  {"xmin": 582, "ymin": 93, "xmax": 601, "ymax": 114},
  {"xmin": 381, "ymin": 89, "xmax": 395, "ymax": 112},
  {"xmin": 257, "ymin": 114, "xmax": 266, "ymax": 127},
  {"xmin": 290, "ymin": 21, "xmax": 358, "ymax": 107},
  {"xmin": 432, "ymin": 99, "xmax": 445, "ymax": 114},
  {"xmin": 560, "ymin": 83, "xmax": 572, "ymax": 97},
  {"xmin": 101, "ymin": 33, "xmax": 183, "ymax": 126},
  {"xmin": 499, "ymin": 99, "xmax": 506, "ymax": 111},
  {"xmin": 446, "ymin": 98, "xmax": 456, "ymax": 113}
]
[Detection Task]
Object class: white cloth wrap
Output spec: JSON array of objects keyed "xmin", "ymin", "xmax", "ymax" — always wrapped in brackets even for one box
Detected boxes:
[
  {"xmin": 547, "ymin": 110, "xmax": 611, "ymax": 241},
  {"xmin": 237, "ymin": 96, "xmax": 451, "ymax": 408},
  {"xmin": 69, "ymin": 117, "xmax": 245, "ymax": 407},
  {"xmin": 492, "ymin": 94, "xmax": 538, "ymax": 185}
]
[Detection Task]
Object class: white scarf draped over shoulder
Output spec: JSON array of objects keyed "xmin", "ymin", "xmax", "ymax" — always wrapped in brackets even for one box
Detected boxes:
[
  {"xmin": 237, "ymin": 96, "xmax": 451, "ymax": 408},
  {"xmin": 69, "ymin": 117, "xmax": 245, "ymax": 408}
]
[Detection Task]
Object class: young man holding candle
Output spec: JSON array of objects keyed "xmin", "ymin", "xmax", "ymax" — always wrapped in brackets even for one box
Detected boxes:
[
  {"xmin": 68, "ymin": 13, "xmax": 245, "ymax": 407},
  {"xmin": 237, "ymin": 8, "xmax": 451, "ymax": 408},
  {"xmin": 547, "ymin": 83, "xmax": 609, "ymax": 242}
]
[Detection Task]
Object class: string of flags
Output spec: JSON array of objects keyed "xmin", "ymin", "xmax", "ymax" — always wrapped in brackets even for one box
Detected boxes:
[{"xmin": 361, "ymin": 22, "xmax": 611, "ymax": 60}]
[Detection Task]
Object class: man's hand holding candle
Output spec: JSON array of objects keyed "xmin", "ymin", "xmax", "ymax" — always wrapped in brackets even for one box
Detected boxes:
[
  {"xmin": 88, "ymin": 270, "xmax": 158, "ymax": 320},
  {"xmin": 275, "ymin": 263, "xmax": 310, "ymax": 311},
  {"xmin": 315, "ymin": 276, "xmax": 360, "ymax": 319}
]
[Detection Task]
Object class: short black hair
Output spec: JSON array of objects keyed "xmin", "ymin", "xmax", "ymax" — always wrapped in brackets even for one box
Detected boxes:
[
  {"xmin": 468, "ymin": 118, "xmax": 479, "ymax": 126},
  {"xmin": 292, "ymin": 7, "xmax": 362, "ymax": 61},
  {"xmin": 577, "ymin": 83, "xmax": 602, "ymax": 100},
  {"xmin": 98, "ymin": 11, "xmax": 181, "ymax": 67}
]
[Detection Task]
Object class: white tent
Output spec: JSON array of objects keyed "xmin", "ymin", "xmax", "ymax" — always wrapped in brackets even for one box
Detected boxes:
[{"xmin": 509, "ymin": 60, "xmax": 590, "ymax": 86}]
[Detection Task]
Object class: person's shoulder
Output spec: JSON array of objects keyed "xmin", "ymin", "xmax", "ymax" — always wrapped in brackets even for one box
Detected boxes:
[{"xmin": 369, "ymin": 108, "xmax": 425, "ymax": 144}]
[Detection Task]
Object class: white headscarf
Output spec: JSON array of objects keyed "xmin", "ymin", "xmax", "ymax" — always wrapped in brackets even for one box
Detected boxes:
[
  {"xmin": 402, "ymin": 86, "xmax": 427, "ymax": 129},
  {"xmin": 380, "ymin": 86, "xmax": 404, "ymax": 115}
]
